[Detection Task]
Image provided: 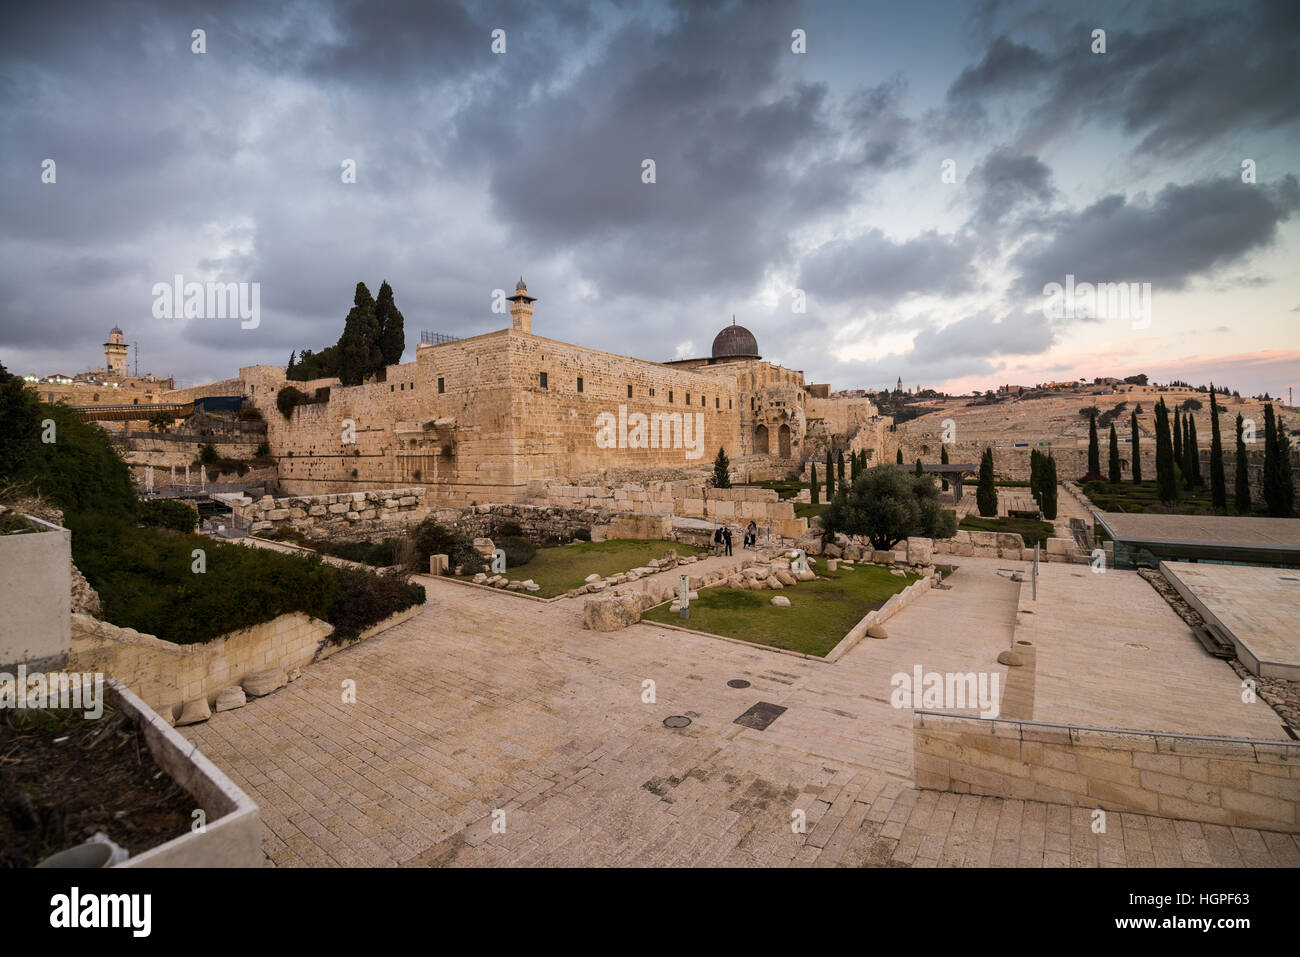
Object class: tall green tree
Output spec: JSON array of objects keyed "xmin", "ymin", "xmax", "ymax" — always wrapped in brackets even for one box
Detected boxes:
[
  {"xmin": 1041, "ymin": 454, "xmax": 1058, "ymax": 520},
  {"xmin": 896, "ymin": 447, "xmax": 904, "ymax": 465},
  {"xmin": 1234, "ymin": 413, "xmax": 1252, "ymax": 514},
  {"xmin": 810, "ymin": 462, "xmax": 819, "ymax": 505},
  {"xmin": 1107, "ymin": 423, "xmax": 1121, "ymax": 483},
  {"xmin": 837, "ymin": 449, "xmax": 845, "ymax": 485},
  {"xmin": 1172, "ymin": 409, "xmax": 1183, "ymax": 467},
  {"xmin": 825, "ymin": 449, "xmax": 835, "ymax": 499},
  {"xmin": 1154, "ymin": 398, "xmax": 1177, "ymax": 505},
  {"xmin": 1277, "ymin": 416, "xmax": 1295, "ymax": 516},
  {"xmin": 1130, "ymin": 411, "xmax": 1142, "ymax": 482},
  {"xmin": 1263, "ymin": 403, "xmax": 1281, "ymax": 515},
  {"xmin": 337, "ymin": 282, "xmax": 380, "ymax": 386},
  {"xmin": 976, "ymin": 447, "xmax": 997, "ymax": 517},
  {"xmin": 374, "ymin": 280, "xmax": 406, "ymax": 367},
  {"xmin": 940, "ymin": 443, "xmax": 949, "ymax": 491},
  {"xmin": 1187, "ymin": 414, "xmax": 1202, "ymax": 486},
  {"xmin": 821, "ymin": 467, "xmax": 956, "ymax": 550},
  {"xmin": 1087, "ymin": 410, "xmax": 1101, "ymax": 476},
  {"xmin": 915, "ymin": 458, "xmax": 924, "ymax": 476},
  {"xmin": 850, "ymin": 449, "xmax": 860, "ymax": 482},
  {"xmin": 1208, "ymin": 388, "xmax": 1226, "ymax": 509},
  {"xmin": 711, "ymin": 446, "xmax": 731, "ymax": 488}
]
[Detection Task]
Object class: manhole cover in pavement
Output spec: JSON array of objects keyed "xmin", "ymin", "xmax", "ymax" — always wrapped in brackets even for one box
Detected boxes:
[
  {"xmin": 663, "ymin": 715, "xmax": 692, "ymax": 728},
  {"xmin": 733, "ymin": 701, "xmax": 787, "ymax": 731},
  {"xmin": 727, "ymin": 679, "xmax": 752, "ymax": 689}
]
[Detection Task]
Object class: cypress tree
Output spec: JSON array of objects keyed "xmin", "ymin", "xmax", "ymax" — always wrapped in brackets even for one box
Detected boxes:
[
  {"xmin": 1107, "ymin": 423, "xmax": 1121, "ymax": 483},
  {"xmin": 1263, "ymin": 404, "xmax": 1280, "ymax": 515},
  {"xmin": 915, "ymin": 458, "xmax": 923, "ymax": 476},
  {"xmin": 1029, "ymin": 448, "xmax": 1041, "ymax": 505},
  {"xmin": 837, "ymin": 449, "xmax": 845, "ymax": 485},
  {"xmin": 1187, "ymin": 414, "xmax": 1202, "ymax": 486},
  {"xmin": 374, "ymin": 280, "xmax": 406, "ymax": 368},
  {"xmin": 287, "ymin": 350, "xmax": 297, "ymax": 376},
  {"xmin": 1087, "ymin": 410, "xmax": 1100, "ymax": 476},
  {"xmin": 976, "ymin": 448, "xmax": 997, "ymax": 517},
  {"xmin": 810, "ymin": 462, "xmax": 819, "ymax": 505},
  {"xmin": 1130, "ymin": 410, "xmax": 1142, "ymax": 482},
  {"xmin": 825, "ymin": 449, "xmax": 834, "ymax": 499},
  {"xmin": 896, "ymin": 447, "xmax": 904, "ymax": 465},
  {"xmin": 711, "ymin": 446, "xmax": 731, "ymax": 488},
  {"xmin": 1173, "ymin": 409, "xmax": 1183, "ymax": 467},
  {"xmin": 1041, "ymin": 454, "xmax": 1058, "ymax": 520},
  {"xmin": 337, "ymin": 282, "xmax": 378, "ymax": 386},
  {"xmin": 1277, "ymin": 416, "xmax": 1295, "ymax": 516},
  {"xmin": 1234, "ymin": 413, "xmax": 1252, "ymax": 514},
  {"xmin": 1208, "ymin": 387, "xmax": 1226, "ymax": 509},
  {"xmin": 850, "ymin": 449, "xmax": 860, "ymax": 482},
  {"xmin": 940, "ymin": 443, "xmax": 949, "ymax": 491},
  {"xmin": 1154, "ymin": 399, "xmax": 1177, "ymax": 504}
]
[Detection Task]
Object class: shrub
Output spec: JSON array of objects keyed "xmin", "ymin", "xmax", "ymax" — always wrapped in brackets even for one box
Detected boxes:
[
  {"xmin": 198, "ymin": 443, "xmax": 219, "ymax": 466},
  {"xmin": 497, "ymin": 535, "xmax": 536, "ymax": 568},
  {"xmin": 254, "ymin": 440, "xmax": 271, "ymax": 457},
  {"xmin": 410, "ymin": 517, "xmax": 468, "ymax": 567},
  {"xmin": 69, "ymin": 517, "xmax": 337, "ymax": 645},
  {"xmin": 494, "ymin": 521, "xmax": 524, "ymax": 537},
  {"xmin": 138, "ymin": 498, "xmax": 197, "ymax": 532},
  {"xmin": 326, "ymin": 566, "xmax": 425, "ymax": 643},
  {"xmin": 573, "ymin": 527, "xmax": 592, "ymax": 542},
  {"xmin": 276, "ymin": 385, "xmax": 307, "ymax": 418}
]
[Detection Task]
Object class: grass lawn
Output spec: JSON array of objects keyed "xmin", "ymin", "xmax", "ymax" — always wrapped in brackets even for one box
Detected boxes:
[
  {"xmin": 642, "ymin": 563, "xmax": 919, "ymax": 657},
  {"xmin": 464, "ymin": 538, "xmax": 707, "ymax": 598},
  {"xmin": 795, "ymin": 502, "xmax": 829, "ymax": 520},
  {"xmin": 959, "ymin": 514, "xmax": 1055, "ymax": 549},
  {"xmin": 1081, "ymin": 479, "xmax": 1225, "ymax": 515}
]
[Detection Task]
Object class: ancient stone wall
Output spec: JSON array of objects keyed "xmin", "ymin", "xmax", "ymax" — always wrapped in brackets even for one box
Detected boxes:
[
  {"xmin": 914, "ymin": 712, "xmax": 1300, "ymax": 833},
  {"xmin": 162, "ymin": 377, "xmax": 243, "ymax": 404},
  {"xmin": 231, "ymin": 487, "xmax": 428, "ymax": 537}
]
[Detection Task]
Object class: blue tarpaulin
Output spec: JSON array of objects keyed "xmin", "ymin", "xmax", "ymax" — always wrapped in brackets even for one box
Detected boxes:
[{"xmin": 194, "ymin": 395, "xmax": 244, "ymax": 413}]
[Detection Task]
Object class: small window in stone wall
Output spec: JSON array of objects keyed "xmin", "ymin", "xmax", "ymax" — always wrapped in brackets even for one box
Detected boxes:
[
  {"xmin": 577, "ymin": 377, "xmax": 584, "ymax": 393},
  {"xmin": 715, "ymin": 397, "xmax": 719, "ymax": 409},
  {"xmin": 669, "ymin": 390, "xmax": 674, "ymax": 403},
  {"xmin": 650, "ymin": 387, "xmax": 656, "ymax": 397},
  {"xmin": 438, "ymin": 377, "xmax": 445, "ymax": 394},
  {"xmin": 627, "ymin": 384, "xmax": 632, "ymax": 398},
  {"xmin": 540, "ymin": 372, "xmax": 548, "ymax": 389}
]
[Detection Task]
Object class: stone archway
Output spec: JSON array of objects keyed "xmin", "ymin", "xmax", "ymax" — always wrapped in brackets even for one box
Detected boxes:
[
  {"xmin": 754, "ymin": 425, "xmax": 769, "ymax": 454},
  {"xmin": 778, "ymin": 424, "xmax": 791, "ymax": 458}
]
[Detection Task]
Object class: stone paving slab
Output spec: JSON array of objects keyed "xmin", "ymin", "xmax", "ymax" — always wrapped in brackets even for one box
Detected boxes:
[{"xmin": 181, "ymin": 557, "xmax": 1300, "ymax": 867}]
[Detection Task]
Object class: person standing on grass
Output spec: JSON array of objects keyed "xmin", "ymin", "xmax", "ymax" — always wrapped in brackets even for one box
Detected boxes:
[{"xmin": 723, "ymin": 526, "xmax": 733, "ymax": 556}]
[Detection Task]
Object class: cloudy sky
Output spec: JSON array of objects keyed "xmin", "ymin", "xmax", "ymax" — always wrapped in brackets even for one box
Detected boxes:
[{"xmin": 2, "ymin": 0, "xmax": 1298, "ymax": 397}]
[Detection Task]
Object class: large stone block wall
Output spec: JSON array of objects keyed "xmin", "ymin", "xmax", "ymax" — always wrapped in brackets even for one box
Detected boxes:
[
  {"xmin": 231, "ymin": 487, "xmax": 428, "ymax": 537},
  {"xmin": 505, "ymin": 333, "xmax": 744, "ymax": 485},
  {"xmin": 162, "ymin": 377, "xmax": 243, "ymax": 404},
  {"xmin": 914, "ymin": 712, "xmax": 1300, "ymax": 833},
  {"xmin": 534, "ymin": 480, "xmax": 802, "ymax": 531}
]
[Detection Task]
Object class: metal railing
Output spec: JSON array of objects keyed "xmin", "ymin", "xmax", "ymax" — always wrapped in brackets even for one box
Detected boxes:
[
  {"xmin": 914, "ymin": 709, "xmax": 1298, "ymax": 752},
  {"xmin": 420, "ymin": 330, "xmax": 461, "ymax": 345}
]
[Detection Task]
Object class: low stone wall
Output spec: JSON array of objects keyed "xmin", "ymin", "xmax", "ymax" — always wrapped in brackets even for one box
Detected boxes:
[
  {"xmin": 232, "ymin": 487, "xmax": 428, "ymax": 538},
  {"xmin": 70, "ymin": 611, "xmax": 331, "ymax": 719},
  {"xmin": 913, "ymin": 711, "xmax": 1300, "ymax": 833},
  {"xmin": 533, "ymin": 480, "xmax": 806, "ymax": 538},
  {"xmin": 933, "ymin": 529, "xmax": 1030, "ymax": 560}
]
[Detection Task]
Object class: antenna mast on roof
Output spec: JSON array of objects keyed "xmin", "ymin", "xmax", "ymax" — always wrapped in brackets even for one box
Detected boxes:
[{"xmin": 134, "ymin": 342, "xmax": 139, "ymax": 377}]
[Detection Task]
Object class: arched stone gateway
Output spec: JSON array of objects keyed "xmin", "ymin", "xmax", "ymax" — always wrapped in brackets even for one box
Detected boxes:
[
  {"xmin": 754, "ymin": 424, "xmax": 769, "ymax": 454},
  {"xmin": 778, "ymin": 423, "xmax": 791, "ymax": 458}
]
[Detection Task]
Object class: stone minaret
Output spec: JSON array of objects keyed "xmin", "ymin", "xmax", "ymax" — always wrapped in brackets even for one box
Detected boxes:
[
  {"xmin": 104, "ymin": 326, "xmax": 128, "ymax": 377},
  {"xmin": 507, "ymin": 278, "xmax": 536, "ymax": 334}
]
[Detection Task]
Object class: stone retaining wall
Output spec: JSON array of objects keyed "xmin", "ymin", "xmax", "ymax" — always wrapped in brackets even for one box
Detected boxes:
[
  {"xmin": 68, "ymin": 605, "xmax": 421, "ymax": 720},
  {"xmin": 232, "ymin": 487, "xmax": 428, "ymax": 538},
  {"xmin": 914, "ymin": 712, "xmax": 1300, "ymax": 833},
  {"xmin": 532, "ymin": 480, "xmax": 806, "ymax": 538}
]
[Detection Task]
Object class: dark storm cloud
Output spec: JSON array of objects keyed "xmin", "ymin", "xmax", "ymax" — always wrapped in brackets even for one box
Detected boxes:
[
  {"xmin": 966, "ymin": 148, "xmax": 1054, "ymax": 227},
  {"xmin": 798, "ymin": 229, "xmax": 978, "ymax": 307},
  {"xmin": 939, "ymin": 1, "xmax": 1300, "ymax": 156},
  {"xmin": 1011, "ymin": 175, "xmax": 1300, "ymax": 295}
]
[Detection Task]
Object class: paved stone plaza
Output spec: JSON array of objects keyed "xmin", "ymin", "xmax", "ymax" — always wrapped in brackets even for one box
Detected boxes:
[{"xmin": 182, "ymin": 557, "xmax": 1300, "ymax": 867}]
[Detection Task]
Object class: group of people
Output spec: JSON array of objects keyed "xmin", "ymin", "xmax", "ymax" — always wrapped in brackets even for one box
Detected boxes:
[{"xmin": 713, "ymin": 520, "xmax": 760, "ymax": 556}]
